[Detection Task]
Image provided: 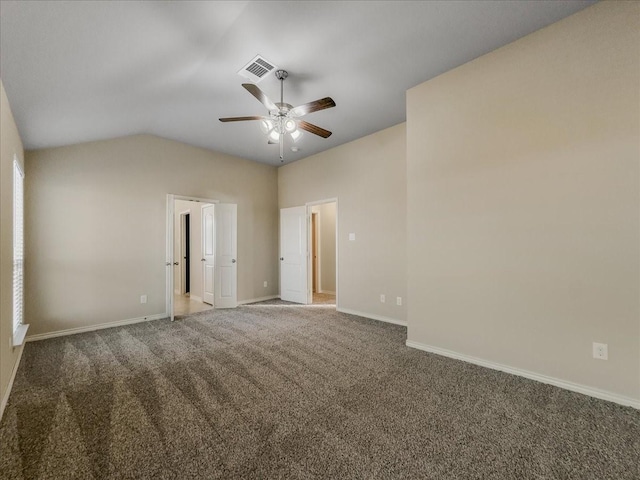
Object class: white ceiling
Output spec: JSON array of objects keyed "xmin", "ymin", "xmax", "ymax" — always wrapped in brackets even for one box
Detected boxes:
[{"xmin": 0, "ymin": 0, "xmax": 595, "ymax": 166}]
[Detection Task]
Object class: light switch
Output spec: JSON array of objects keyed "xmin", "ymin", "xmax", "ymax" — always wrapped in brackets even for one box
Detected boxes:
[{"xmin": 349, "ymin": 233, "xmax": 356, "ymax": 241}]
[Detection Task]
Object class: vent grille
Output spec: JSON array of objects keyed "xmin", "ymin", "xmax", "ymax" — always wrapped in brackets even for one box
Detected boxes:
[{"xmin": 238, "ymin": 55, "xmax": 277, "ymax": 83}]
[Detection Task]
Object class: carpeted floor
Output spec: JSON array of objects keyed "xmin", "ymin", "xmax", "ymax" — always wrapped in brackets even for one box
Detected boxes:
[{"xmin": 1, "ymin": 304, "xmax": 638, "ymax": 479}]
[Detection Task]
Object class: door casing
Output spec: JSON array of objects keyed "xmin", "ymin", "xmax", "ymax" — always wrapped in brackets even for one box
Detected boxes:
[
  {"xmin": 305, "ymin": 198, "xmax": 338, "ymax": 305},
  {"xmin": 179, "ymin": 210, "xmax": 191, "ymax": 294},
  {"xmin": 166, "ymin": 194, "xmax": 224, "ymax": 321},
  {"xmin": 278, "ymin": 199, "xmax": 338, "ymax": 306},
  {"xmin": 201, "ymin": 204, "xmax": 215, "ymax": 305}
]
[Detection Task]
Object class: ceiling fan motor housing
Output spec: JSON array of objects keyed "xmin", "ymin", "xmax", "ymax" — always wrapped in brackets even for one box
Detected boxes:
[{"xmin": 275, "ymin": 69, "xmax": 288, "ymax": 80}]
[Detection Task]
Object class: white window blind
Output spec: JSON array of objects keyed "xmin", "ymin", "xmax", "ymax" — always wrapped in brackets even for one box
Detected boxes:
[{"xmin": 13, "ymin": 159, "xmax": 24, "ymax": 336}]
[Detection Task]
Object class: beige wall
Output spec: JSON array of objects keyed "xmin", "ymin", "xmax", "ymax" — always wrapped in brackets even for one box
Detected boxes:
[
  {"xmin": 25, "ymin": 134, "xmax": 279, "ymax": 336},
  {"xmin": 279, "ymin": 124, "xmax": 406, "ymax": 323},
  {"xmin": 0, "ymin": 81, "xmax": 26, "ymax": 417},
  {"xmin": 407, "ymin": 2, "xmax": 640, "ymax": 401}
]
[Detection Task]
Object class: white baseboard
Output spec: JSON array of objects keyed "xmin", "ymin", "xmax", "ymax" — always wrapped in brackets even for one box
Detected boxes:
[
  {"xmin": 0, "ymin": 343, "xmax": 26, "ymax": 422},
  {"xmin": 406, "ymin": 340, "xmax": 640, "ymax": 410},
  {"xmin": 238, "ymin": 295, "xmax": 279, "ymax": 305},
  {"xmin": 26, "ymin": 313, "xmax": 168, "ymax": 342},
  {"xmin": 337, "ymin": 308, "xmax": 407, "ymax": 327},
  {"xmin": 318, "ymin": 290, "xmax": 336, "ymax": 295},
  {"xmin": 189, "ymin": 295, "xmax": 203, "ymax": 303}
]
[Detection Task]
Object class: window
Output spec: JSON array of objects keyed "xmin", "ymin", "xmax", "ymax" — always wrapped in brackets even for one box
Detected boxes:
[{"xmin": 12, "ymin": 157, "xmax": 28, "ymax": 346}]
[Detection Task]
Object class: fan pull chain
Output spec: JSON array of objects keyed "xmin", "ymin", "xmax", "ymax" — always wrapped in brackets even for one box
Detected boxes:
[{"xmin": 280, "ymin": 133, "xmax": 284, "ymax": 161}]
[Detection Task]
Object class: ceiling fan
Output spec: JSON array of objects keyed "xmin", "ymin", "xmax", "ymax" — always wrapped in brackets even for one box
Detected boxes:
[{"xmin": 219, "ymin": 70, "xmax": 336, "ymax": 162}]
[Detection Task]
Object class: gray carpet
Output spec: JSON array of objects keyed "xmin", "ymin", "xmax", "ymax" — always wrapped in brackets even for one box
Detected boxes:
[{"xmin": 1, "ymin": 304, "xmax": 638, "ymax": 479}]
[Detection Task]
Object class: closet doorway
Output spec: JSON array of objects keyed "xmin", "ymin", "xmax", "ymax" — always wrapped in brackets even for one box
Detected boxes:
[{"xmin": 309, "ymin": 201, "xmax": 337, "ymax": 306}]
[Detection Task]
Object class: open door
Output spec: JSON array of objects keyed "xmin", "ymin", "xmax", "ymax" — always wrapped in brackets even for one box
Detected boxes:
[
  {"xmin": 202, "ymin": 205, "xmax": 215, "ymax": 305},
  {"xmin": 280, "ymin": 206, "xmax": 308, "ymax": 304},
  {"xmin": 215, "ymin": 203, "xmax": 237, "ymax": 308},
  {"xmin": 166, "ymin": 194, "xmax": 175, "ymax": 321}
]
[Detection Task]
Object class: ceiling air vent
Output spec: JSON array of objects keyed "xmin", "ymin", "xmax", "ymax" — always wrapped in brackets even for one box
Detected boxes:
[{"xmin": 237, "ymin": 55, "xmax": 277, "ymax": 83}]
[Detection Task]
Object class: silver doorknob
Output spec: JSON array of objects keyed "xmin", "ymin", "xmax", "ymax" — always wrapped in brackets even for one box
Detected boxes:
[
  {"xmin": 280, "ymin": 257, "xmax": 284, "ymax": 261},
  {"xmin": 173, "ymin": 262, "xmax": 179, "ymax": 265},
  {"xmin": 201, "ymin": 258, "xmax": 206, "ymax": 262},
  {"xmin": 231, "ymin": 259, "xmax": 237, "ymax": 263}
]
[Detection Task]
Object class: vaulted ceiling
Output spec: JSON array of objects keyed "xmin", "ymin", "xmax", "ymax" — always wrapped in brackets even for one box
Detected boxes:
[{"xmin": 0, "ymin": 1, "xmax": 595, "ymax": 165}]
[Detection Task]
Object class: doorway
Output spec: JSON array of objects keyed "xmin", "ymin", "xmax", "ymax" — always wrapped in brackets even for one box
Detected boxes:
[
  {"xmin": 279, "ymin": 199, "xmax": 338, "ymax": 306},
  {"xmin": 312, "ymin": 212, "xmax": 318, "ymax": 294},
  {"xmin": 166, "ymin": 195, "xmax": 238, "ymax": 321},
  {"xmin": 174, "ymin": 200, "xmax": 213, "ymax": 317},
  {"xmin": 180, "ymin": 212, "xmax": 190, "ymax": 294},
  {"xmin": 309, "ymin": 201, "xmax": 337, "ymax": 306}
]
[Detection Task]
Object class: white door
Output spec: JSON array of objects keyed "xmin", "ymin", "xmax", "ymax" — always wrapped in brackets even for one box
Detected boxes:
[
  {"xmin": 202, "ymin": 205, "xmax": 215, "ymax": 305},
  {"xmin": 280, "ymin": 206, "xmax": 308, "ymax": 304},
  {"xmin": 215, "ymin": 203, "xmax": 237, "ymax": 308},
  {"xmin": 166, "ymin": 194, "xmax": 175, "ymax": 321}
]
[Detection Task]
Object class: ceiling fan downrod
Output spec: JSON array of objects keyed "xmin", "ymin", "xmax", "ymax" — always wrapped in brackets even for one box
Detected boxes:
[{"xmin": 275, "ymin": 70, "xmax": 288, "ymax": 161}]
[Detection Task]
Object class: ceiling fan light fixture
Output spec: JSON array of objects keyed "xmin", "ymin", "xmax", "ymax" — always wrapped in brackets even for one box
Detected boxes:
[
  {"xmin": 259, "ymin": 118, "xmax": 273, "ymax": 134},
  {"xmin": 220, "ymin": 68, "xmax": 335, "ymax": 161},
  {"xmin": 290, "ymin": 129, "xmax": 303, "ymax": 142},
  {"xmin": 284, "ymin": 118, "xmax": 297, "ymax": 133},
  {"xmin": 269, "ymin": 129, "xmax": 281, "ymax": 142}
]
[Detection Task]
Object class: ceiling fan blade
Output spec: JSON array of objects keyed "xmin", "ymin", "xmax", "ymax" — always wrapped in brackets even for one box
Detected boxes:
[
  {"xmin": 290, "ymin": 97, "xmax": 336, "ymax": 117},
  {"xmin": 297, "ymin": 120, "xmax": 332, "ymax": 138},
  {"xmin": 243, "ymin": 84, "xmax": 277, "ymax": 111},
  {"xmin": 219, "ymin": 116, "xmax": 264, "ymax": 122}
]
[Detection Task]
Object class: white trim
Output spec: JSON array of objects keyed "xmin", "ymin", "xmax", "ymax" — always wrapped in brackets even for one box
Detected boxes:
[
  {"xmin": 318, "ymin": 290, "xmax": 336, "ymax": 295},
  {"xmin": 237, "ymin": 295, "xmax": 279, "ymax": 305},
  {"xmin": 311, "ymin": 211, "xmax": 320, "ymax": 295},
  {"xmin": 25, "ymin": 313, "xmax": 168, "ymax": 342},
  {"xmin": 12, "ymin": 323, "xmax": 29, "ymax": 347},
  {"xmin": 167, "ymin": 194, "xmax": 175, "ymax": 321},
  {"xmin": 405, "ymin": 340, "xmax": 640, "ymax": 410},
  {"xmin": 13, "ymin": 156, "xmax": 25, "ymax": 337},
  {"xmin": 337, "ymin": 307, "xmax": 407, "ymax": 327},
  {"xmin": 0, "ymin": 343, "xmax": 26, "ymax": 421},
  {"xmin": 190, "ymin": 294, "xmax": 203, "ymax": 303}
]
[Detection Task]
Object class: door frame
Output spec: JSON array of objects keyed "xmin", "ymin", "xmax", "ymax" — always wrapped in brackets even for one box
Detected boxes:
[
  {"xmin": 311, "ymin": 212, "xmax": 319, "ymax": 293},
  {"xmin": 166, "ymin": 194, "xmax": 219, "ymax": 321},
  {"xmin": 305, "ymin": 198, "xmax": 338, "ymax": 306},
  {"xmin": 179, "ymin": 210, "xmax": 191, "ymax": 295},
  {"xmin": 201, "ymin": 203, "xmax": 215, "ymax": 306}
]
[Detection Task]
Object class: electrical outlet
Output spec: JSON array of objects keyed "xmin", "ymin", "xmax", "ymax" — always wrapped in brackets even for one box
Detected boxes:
[
  {"xmin": 592, "ymin": 342, "xmax": 608, "ymax": 360},
  {"xmin": 396, "ymin": 296, "xmax": 402, "ymax": 306},
  {"xmin": 140, "ymin": 295, "xmax": 147, "ymax": 304},
  {"xmin": 380, "ymin": 294, "xmax": 386, "ymax": 303},
  {"xmin": 264, "ymin": 281, "xmax": 268, "ymax": 288}
]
